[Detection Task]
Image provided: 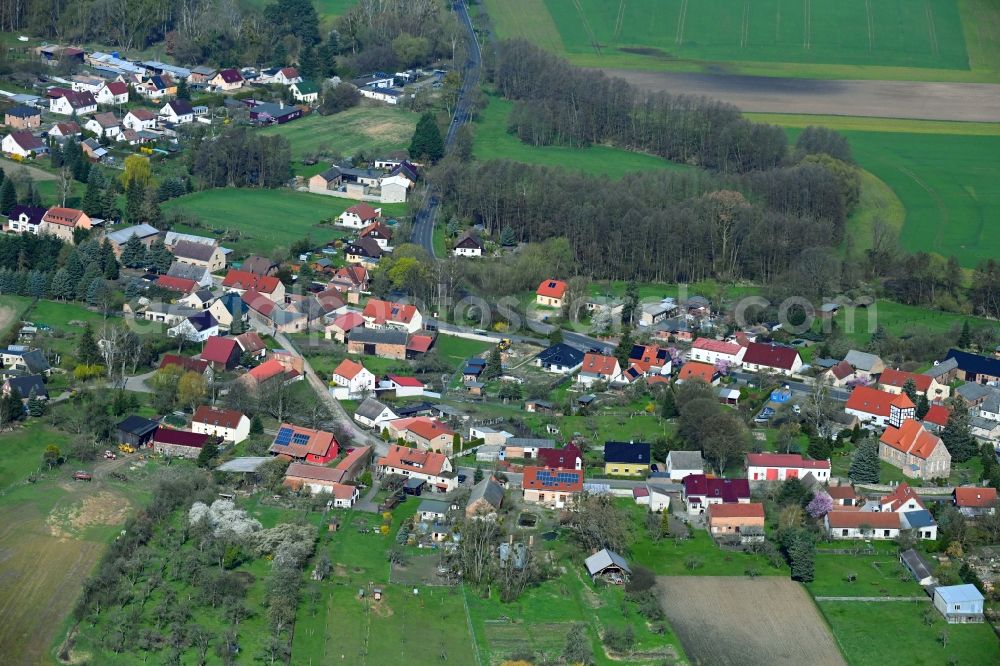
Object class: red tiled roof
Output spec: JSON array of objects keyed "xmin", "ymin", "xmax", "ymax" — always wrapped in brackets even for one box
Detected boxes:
[
  {"xmin": 222, "ymin": 269, "xmax": 259, "ymax": 290},
  {"xmin": 827, "ymin": 485, "xmax": 859, "ymax": 501},
  {"xmin": 581, "ymin": 353, "xmax": 619, "ymax": 377},
  {"xmin": 880, "ymin": 420, "xmax": 943, "ymax": 461},
  {"xmin": 363, "ymin": 299, "xmax": 418, "ymax": 324},
  {"xmin": 743, "ymin": 342, "xmax": 800, "ymax": 371},
  {"xmin": 331, "ymin": 265, "xmax": 368, "ymax": 287},
  {"xmin": 880, "ymin": 482, "xmax": 926, "ymax": 511},
  {"xmin": 346, "ymin": 203, "xmax": 379, "ymax": 221},
  {"xmin": 406, "ymin": 418, "xmax": 454, "ymax": 441},
  {"xmin": 954, "ymin": 487, "xmax": 998, "ymax": 508},
  {"xmin": 192, "ymin": 405, "xmax": 244, "ymax": 429},
  {"xmin": 245, "ymin": 358, "xmax": 286, "ymax": 383},
  {"xmin": 127, "ymin": 108, "xmax": 155, "ymax": 120},
  {"xmin": 241, "ymin": 290, "xmax": 274, "ymax": 316},
  {"xmin": 746, "ymin": 453, "xmax": 830, "ymax": 470},
  {"xmin": 830, "ymin": 360, "xmax": 855, "ymax": 380},
  {"xmin": 330, "ymin": 312, "xmax": 364, "ymax": 332},
  {"xmin": 335, "ymin": 445, "xmax": 372, "ymax": 472},
  {"xmin": 159, "ymin": 354, "xmax": 208, "ymax": 374},
  {"xmin": 285, "ymin": 462, "xmax": 345, "ymax": 484},
  {"xmin": 42, "ymin": 207, "xmax": 86, "ymax": 227},
  {"xmin": 522, "ymin": 466, "xmax": 584, "ymax": 492},
  {"xmin": 846, "ymin": 386, "xmax": 903, "ymax": 417},
  {"xmin": 152, "ymin": 427, "xmax": 209, "ymax": 448},
  {"xmin": 53, "ymin": 122, "xmax": 80, "ymax": 135},
  {"xmin": 201, "ymin": 336, "xmax": 240, "ymax": 364},
  {"xmin": 537, "ymin": 444, "xmax": 582, "ymax": 469},
  {"xmin": 827, "ymin": 511, "xmax": 899, "ymax": 529},
  {"xmin": 923, "ymin": 404, "xmax": 951, "ymax": 427},
  {"xmin": 708, "ymin": 502, "xmax": 765, "ymax": 519},
  {"xmin": 105, "ymin": 81, "xmax": 128, "ymax": 95},
  {"xmin": 536, "ymin": 279, "xmax": 568, "ymax": 299},
  {"xmin": 280, "ymin": 67, "xmax": 299, "ymax": 79},
  {"xmin": 360, "ymin": 221, "xmax": 393, "ymax": 240},
  {"xmin": 692, "ymin": 338, "xmax": 743, "ymax": 355},
  {"xmin": 333, "ymin": 358, "xmax": 367, "ymax": 380},
  {"xmin": 880, "ymin": 368, "xmax": 933, "ymax": 393},
  {"xmin": 270, "ymin": 423, "xmax": 337, "ymax": 459},
  {"xmin": 678, "ymin": 361, "xmax": 716, "ymax": 383},
  {"xmin": 406, "ymin": 335, "xmax": 433, "ymax": 353},
  {"xmin": 155, "ymin": 275, "xmax": 197, "ymax": 293},
  {"xmin": 378, "ymin": 444, "xmax": 449, "ymax": 476},
  {"xmin": 386, "ymin": 374, "xmax": 423, "ymax": 387}
]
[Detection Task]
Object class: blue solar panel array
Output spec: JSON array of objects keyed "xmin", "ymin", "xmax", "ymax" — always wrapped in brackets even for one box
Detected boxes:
[
  {"xmin": 291, "ymin": 433, "xmax": 310, "ymax": 446},
  {"xmin": 536, "ymin": 470, "xmax": 579, "ymax": 487},
  {"xmin": 274, "ymin": 427, "xmax": 294, "ymax": 446}
]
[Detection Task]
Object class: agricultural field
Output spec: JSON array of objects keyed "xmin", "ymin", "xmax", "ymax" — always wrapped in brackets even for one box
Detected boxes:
[
  {"xmin": 483, "ymin": 0, "xmax": 1000, "ymax": 81},
  {"xmin": 260, "ymin": 107, "xmax": 418, "ymax": 176},
  {"xmin": 657, "ymin": 576, "xmax": 845, "ymax": 665},
  {"xmin": 162, "ymin": 189, "xmax": 407, "ymax": 256},
  {"xmin": 474, "ymin": 96, "xmax": 689, "ymax": 178},
  {"xmin": 819, "ymin": 600, "xmax": 1000, "ymax": 665}
]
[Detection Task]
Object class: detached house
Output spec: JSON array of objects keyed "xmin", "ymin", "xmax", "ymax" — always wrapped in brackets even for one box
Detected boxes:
[
  {"xmin": 191, "ymin": 405, "xmax": 250, "ymax": 443},
  {"xmin": 199, "ymin": 336, "xmax": 241, "ymax": 370},
  {"xmin": 5, "ymin": 204, "xmax": 46, "ymax": 234},
  {"xmin": 741, "ymin": 342, "xmax": 802, "ymax": 376},
  {"xmin": 664, "ymin": 451, "xmax": 704, "ymax": 481},
  {"xmin": 50, "ymin": 90, "xmax": 97, "ymax": 115},
  {"xmin": 283, "ymin": 463, "xmax": 358, "ymax": 506},
  {"xmin": 338, "ymin": 203, "xmax": 380, "ymax": 228},
  {"xmin": 690, "ymin": 338, "xmax": 746, "ymax": 368},
  {"xmin": 535, "ymin": 343, "xmax": 584, "ymax": 374},
  {"xmin": 269, "ymin": 423, "xmax": 339, "ymax": 464},
  {"xmin": 578, "ymin": 353, "xmax": 621, "ymax": 387},
  {"xmin": 84, "ymin": 111, "xmax": 121, "ymax": 138},
  {"xmin": 603, "ymin": 441, "xmax": 651, "ymax": 476},
  {"xmin": 676, "ymin": 361, "xmax": 719, "ymax": 385},
  {"xmin": 521, "ymin": 466, "xmax": 584, "ymax": 508},
  {"xmin": 123, "ymin": 108, "xmax": 157, "ymax": 131},
  {"xmin": 2, "ymin": 131, "xmax": 45, "ymax": 158},
  {"xmin": 210, "ymin": 68, "xmax": 244, "ymax": 91},
  {"xmin": 387, "ymin": 417, "xmax": 457, "ymax": 455},
  {"xmin": 746, "ymin": 453, "xmax": 831, "ymax": 483},
  {"xmin": 682, "ymin": 475, "xmax": 751, "ymax": 515},
  {"xmin": 4, "ymin": 105, "xmax": 41, "ymax": 130},
  {"xmin": 95, "ymin": 81, "xmax": 129, "ymax": 105},
  {"xmin": 625, "ymin": 344, "xmax": 672, "ymax": 380},
  {"xmin": 354, "ymin": 397, "xmax": 398, "ymax": 429},
  {"xmin": 160, "ymin": 100, "xmax": 194, "ymax": 124},
  {"xmin": 331, "ymin": 358, "xmax": 376, "ymax": 399},
  {"xmin": 536, "ymin": 279, "xmax": 568, "ymax": 308},
  {"xmin": 171, "ymin": 239, "xmax": 226, "ymax": 272},
  {"xmin": 453, "ymin": 232, "xmax": 484, "ymax": 257},
  {"xmin": 359, "ymin": 221, "xmax": 394, "ymax": 249},
  {"xmin": 845, "ymin": 385, "xmax": 915, "ymax": 428},
  {"xmin": 708, "ymin": 503, "xmax": 765, "ymax": 539},
  {"xmin": 954, "ymin": 487, "xmax": 998, "ymax": 517},
  {"xmin": 879, "ymin": 419, "xmax": 951, "ymax": 480},
  {"xmin": 361, "ymin": 299, "xmax": 422, "ymax": 333},
  {"xmin": 290, "ymin": 81, "xmax": 319, "ymax": 103},
  {"xmin": 825, "ymin": 511, "xmax": 900, "ymax": 540},
  {"xmin": 40, "ymin": 207, "xmax": 91, "ymax": 243},
  {"xmin": 879, "ymin": 368, "xmax": 950, "ymax": 402},
  {"xmin": 378, "ymin": 445, "xmax": 457, "ymax": 493}
]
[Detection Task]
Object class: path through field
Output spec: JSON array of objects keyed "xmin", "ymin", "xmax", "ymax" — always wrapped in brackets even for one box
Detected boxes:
[
  {"xmin": 0, "ymin": 306, "xmax": 16, "ymax": 337},
  {"xmin": 656, "ymin": 576, "xmax": 845, "ymax": 666},
  {"xmin": 0, "ymin": 158, "xmax": 58, "ymax": 182},
  {"xmin": 602, "ymin": 69, "xmax": 1000, "ymax": 121}
]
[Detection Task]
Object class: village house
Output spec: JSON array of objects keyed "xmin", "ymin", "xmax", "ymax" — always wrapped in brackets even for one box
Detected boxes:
[
  {"xmin": 354, "ymin": 397, "xmax": 398, "ymax": 429},
  {"xmin": 533, "ymin": 444, "xmax": 582, "ymax": 471},
  {"xmin": 347, "ymin": 327, "xmax": 408, "ymax": 360},
  {"xmin": 360, "ymin": 221, "xmax": 394, "ymax": 249},
  {"xmin": 308, "ymin": 166, "xmax": 342, "ymax": 193},
  {"xmin": 534, "ymin": 343, "xmax": 584, "ymax": 374},
  {"xmin": 827, "ymin": 484, "xmax": 861, "ymax": 507},
  {"xmin": 344, "ymin": 238, "xmax": 384, "ymax": 268},
  {"xmin": 81, "ymin": 138, "xmax": 107, "ymax": 161},
  {"xmin": 741, "ymin": 342, "xmax": 802, "ymax": 376},
  {"xmin": 578, "ymin": 353, "xmax": 621, "ymax": 387},
  {"xmin": 535, "ymin": 279, "xmax": 568, "ymax": 308},
  {"xmin": 708, "ymin": 503, "xmax": 765, "ymax": 538},
  {"xmin": 682, "ymin": 475, "xmax": 751, "ymax": 515},
  {"xmin": 290, "ymin": 81, "xmax": 319, "ymax": 103},
  {"xmin": 283, "ymin": 463, "xmax": 358, "ymax": 507},
  {"xmin": 325, "ymin": 311, "xmax": 365, "ymax": 342},
  {"xmin": 171, "ymin": 239, "xmax": 226, "ymax": 273},
  {"xmin": 664, "ymin": 450, "xmax": 704, "ymax": 481},
  {"xmin": 50, "ymin": 90, "xmax": 97, "ymax": 115},
  {"xmin": 361, "ymin": 299, "xmax": 422, "ymax": 333},
  {"xmin": 104, "ymin": 223, "xmax": 159, "ymax": 256},
  {"xmin": 338, "ymin": 203, "xmax": 381, "ymax": 228},
  {"xmin": 151, "ymin": 427, "xmax": 209, "ymax": 459},
  {"xmin": 387, "ymin": 417, "xmax": 457, "ymax": 455},
  {"xmin": 689, "ymin": 337, "xmax": 746, "ymax": 368},
  {"xmin": 191, "ymin": 405, "xmax": 250, "ymax": 443},
  {"xmin": 603, "ymin": 441, "xmax": 651, "ymax": 476},
  {"xmin": 224, "ymin": 271, "xmax": 284, "ymax": 302},
  {"xmin": 676, "ymin": 361, "xmax": 719, "ymax": 385},
  {"xmin": 502, "ymin": 438, "xmax": 556, "ymax": 460},
  {"xmin": 933, "ymin": 584, "xmax": 985, "ymax": 624},
  {"xmin": 954, "ymin": 487, "xmax": 998, "ymax": 517},
  {"xmin": 2, "ymin": 130, "xmax": 45, "ymax": 158},
  {"xmin": 845, "ymin": 385, "xmax": 915, "ymax": 429},
  {"xmin": 633, "ymin": 485, "xmax": 670, "ymax": 512},
  {"xmin": 40, "ymin": 207, "xmax": 91, "ymax": 243},
  {"xmin": 822, "ymin": 360, "xmax": 858, "ymax": 388},
  {"xmin": 168, "ymin": 311, "xmax": 219, "ymax": 342},
  {"xmin": 4, "ymin": 105, "xmax": 41, "ymax": 130},
  {"xmin": 880, "ymin": 482, "xmax": 929, "ymax": 514},
  {"xmin": 746, "ymin": 453, "xmax": 831, "ymax": 483},
  {"xmin": 210, "ymin": 68, "xmax": 244, "ymax": 91},
  {"xmin": 239, "ymin": 357, "xmax": 300, "ymax": 390},
  {"xmin": 261, "ymin": 66, "xmax": 302, "ymax": 85},
  {"xmin": 199, "ymin": 336, "xmax": 241, "ymax": 370},
  {"xmin": 879, "ymin": 419, "xmax": 951, "ymax": 480},
  {"xmin": 945, "ymin": 349, "xmax": 1000, "ymax": 385},
  {"xmin": 453, "ymin": 232, "xmax": 484, "ymax": 258},
  {"xmin": 95, "ymin": 81, "xmax": 129, "ymax": 105},
  {"xmin": 625, "ymin": 343, "xmax": 672, "ymax": 379},
  {"xmin": 331, "ymin": 358, "xmax": 376, "ymax": 399},
  {"xmin": 378, "ymin": 445, "xmax": 457, "ymax": 493},
  {"xmin": 378, "ymin": 374, "xmax": 426, "ymax": 398},
  {"xmin": 159, "ymin": 354, "xmax": 212, "ymax": 378},
  {"xmin": 0, "ymin": 347, "xmax": 51, "ymax": 376},
  {"xmin": 4, "ymin": 205, "xmax": 47, "ymax": 234},
  {"xmin": 189, "ymin": 66, "xmax": 217, "ymax": 85},
  {"xmin": 843, "ymin": 349, "xmax": 886, "ymax": 380},
  {"xmin": 123, "ymin": 108, "xmax": 157, "ymax": 131},
  {"xmin": 49, "ymin": 122, "xmax": 81, "ymax": 141},
  {"xmin": 878, "ymin": 368, "xmax": 950, "ymax": 402},
  {"xmin": 207, "ymin": 293, "xmax": 248, "ymax": 330},
  {"xmin": 269, "ymin": 423, "xmax": 339, "ymax": 464},
  {"xmin": 84, "ymin": 111, "xmax": 121, "ymax": 138},
  {"xmin": 160, "ymin": 100, "xmax": 195, "ymax": 124},
  {"xmin": 466, "ymin": 477, "xmax": 504, "ymax": 518},
  {"xmin": 825, "ymin": 511, "xmax": 900, "ymax": 540},
  {"xmin": 233, "ymin": 331, "xmax": 266, "ymax": 360},
  {"xmin": 521, "ymin": 466, "xmax": 584, "ymax": 508},
  {"xmin": 2, "ymin": 375, "xmax": 47, "ymax": 401},
  {"xmin": 155, "ymin": 275, "xmax": 198, "ymax": 295}
]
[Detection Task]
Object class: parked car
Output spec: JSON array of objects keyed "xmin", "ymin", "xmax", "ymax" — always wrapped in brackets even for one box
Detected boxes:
[
  {"xmin": 72, "ymin": 471, "xmax": 93, "ymax": 481},
  {"xmin": 754, "ymin": 407, "xmax": 775, "ymax": 423}
]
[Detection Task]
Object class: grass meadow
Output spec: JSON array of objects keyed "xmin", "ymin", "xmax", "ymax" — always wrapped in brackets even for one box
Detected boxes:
[
  {"xmin": 483, "ymin": 0, "xmax": 1000, "ymax": 81},
  {"xmin": 162, "ymin": 189, "xmax": 407, "ymax": 256}
]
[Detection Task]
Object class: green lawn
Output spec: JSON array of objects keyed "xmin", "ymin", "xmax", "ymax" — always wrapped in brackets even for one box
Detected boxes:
[
  {"xmin": 259, "ymin": 106, "xmax": 418, "ymax": 171},
  {"xmin": 474, "ymin": 95, "xmax": 691, "ymax": 178},
  {"xmin": 162, "ymin": 189, "xmax": 407, "ymax": 256},
  {"xmin": 0, "ymin": 422, "xmax": 71, "ymax": 490},
  {"xmin": 746, "ymin": 113, "xmax": 1000, "ymax": 136},
  {"xmin": 819, "ymin": 298, "xmax": 995, "ymax": 347},
  {"xmin": 807, "ymin": 552, "xmax": 923, "ymax": 597},
  {"xmin": 484, "ymin": 0, "xmax": 1000, "ymax": 82},
  {"xmin": 820, "ymin": 600, "xmax": 1000, "ymax": 665},
  {"xmin": 435, "ymin": 334, "xmax": 493, "ymax": 364},
  {"xmin": 1, "ymin": 296, "xmax": 110, "ymax": 371}
]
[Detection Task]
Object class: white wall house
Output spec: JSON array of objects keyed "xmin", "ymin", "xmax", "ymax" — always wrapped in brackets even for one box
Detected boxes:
[
  {"xmin": 331, "ymin": 359, "xmax": 376, "ymax": 399},
  {"xmin": 191, "ymin": 406, "xmax": 251, "ymax": 444},
  {"xmin": 123, "ymin": 109, "xmax": 157, "ymax": 131},
  {"xmin": 689, "ymin": 338, "xmax": 746, "ymax": 367}
]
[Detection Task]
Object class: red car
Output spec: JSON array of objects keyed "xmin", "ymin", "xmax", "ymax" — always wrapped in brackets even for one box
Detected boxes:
[{"xmin": 72, "ymin": 471, "xmax": 93, "ymax": 481}]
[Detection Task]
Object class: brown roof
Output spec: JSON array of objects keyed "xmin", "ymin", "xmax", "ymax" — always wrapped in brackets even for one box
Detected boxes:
[
  {"xmin": 242, "ymin": 255, "xmax": 278, "ymax": 276},
  {"xmin": 378, "ymin": 445, "xmax": 449, "ymax": 477},
  {"xmin": 234, "ymin": 331, "xmax": 266, "ymax": 354},
  {"xmin": 192, "ymin": 405, "xmax": 245, "ymax": 430},
  {"xmin": 127, "ymin": 108, "xmax": 156, "ymax": 120},
  {"xmin": 42, "ymin": 207, "xmax": 86, "ymax": 227},
  {"xmin": 827, "ymin": 511, "xmax": 900, "ymax": 529},
  {"xmin": 346, "ymin": 203, "xmax": 379, "ymax": 221},
  {"xmin": 827, "ymin": 485, "xmax": 859, "ymax": 501},
  {"xmin": 285, "ymin": 462, "xmax": 345, "ymax": 484},
  {"xmin": 880, "ymin": 368, "xmax": 933, "ymax": 393},
  {"xmin": 954, "ymin": 487, "xmax": 998, "ymax": 508},
  {"xmin": 708, "ymin": 503, "xmax": 765, "ymax": 520},
  {"xmin": 91, "ymin": 111, "xmax": 118, "ymax": 128},
  {"xmin": 269, "ymin": 423, "xmax": 337, "ymax": 459}
]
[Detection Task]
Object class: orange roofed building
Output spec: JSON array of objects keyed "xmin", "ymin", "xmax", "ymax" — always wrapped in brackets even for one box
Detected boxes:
[
  {"xmin": 676, "ymin": 361, "xmax": 719, "ymax": 385},
  {"xmin": 845, "ymin": 385, "xmax": 915, "ymax": 429},
  {"xmin": 879, "ymin": 419, "xmax": 951, "ymax": 480},
  {"xmin": 536, "ymin": 279, "xmax": 568, "ymax": 308},
  {"xmin": 708, "ymin": 502, "xmax": 765, "ymax": 538},
  {"xmin": 377, "ymin": 444, "xmax": 456, "ymax": 493},
  {"xmin": 521, "ymin": 466, "xmax": 584, "ymax": 508},
  {"xmin": 269, "ymin": 423, "xmax": 339, "ymax": 464},
  {"xmin": 40, "ymin": 207, "xmax": 91, "ymax": 243}
]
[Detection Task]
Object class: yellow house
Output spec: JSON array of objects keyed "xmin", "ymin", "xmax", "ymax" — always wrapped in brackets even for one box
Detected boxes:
[
  {"xmin": 536, "ymin": 279, "xmax": 568, "ymax": 308},
  {"xmin": 603, "ymin": 441, "xmax": 651, "ymax": 477}
]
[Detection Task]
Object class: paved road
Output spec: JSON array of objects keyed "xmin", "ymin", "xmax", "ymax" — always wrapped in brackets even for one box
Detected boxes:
[
  {"xmin": 455, "ymin": 465, "xmax": 682, "ymax": 492},
  {"xmin": 730, "ymin": 371, "xmax": 850, "ymax": 402},
  {"xmin": 602, "ymin": 70, "xmax": 1000, "ymax": 122},
  {"xmin": 411, "ymin": 1, "xmax": 482, "ymax": 256},
  {"xmin": 435, "ymin": 320, "xmax": 614, "ymax": 355}
]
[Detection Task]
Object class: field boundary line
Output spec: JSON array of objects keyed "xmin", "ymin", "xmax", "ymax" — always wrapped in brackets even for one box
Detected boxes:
[
  {"xmin": 461, "ymin": 584, "xmax": 484, "ymax": 666},
  {"xmin": 676, "ymin": 0, "xmax": 689, "ymax": 46},
  {"xmin": 815, "ymin": 596, "xmax": 930, "ymax": 601},
  {"xmin": 925, "ymin": 0, "xmax": 940, "ymax": 57},
  {"xmin": 741, "ymin": 1, "xmax": 751, "ymax": 48},
  {"xmin": 865, "ymin": 0, "xmax": 875, "ymax": 54},
  {"xmin": 803, "ymin": 0, "xmax": 811, "ymax": 49},
  {"xmin": 614, "ymin": 0, "xmax": 626, "ymax": 40}
]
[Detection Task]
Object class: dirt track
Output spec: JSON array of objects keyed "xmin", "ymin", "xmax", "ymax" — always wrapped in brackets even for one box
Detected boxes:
[
  {"xmin": 657, "ymin": 576, "xmax": 845, "ymax": 666},
  {"xmin": 602, "ymin": 70, "xmax": 1000, "ymax": 122}
]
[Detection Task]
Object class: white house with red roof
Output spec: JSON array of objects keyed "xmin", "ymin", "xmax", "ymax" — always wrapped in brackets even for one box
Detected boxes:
[
  {"xmin": 521, "ymin": 466, "xmax": 584, "ymax": 508},
  {"xmin": 331, "ymin": 358, "xmax": 376, "ymax": 399},
  {"xmin": 879, "ymin": 482, "xmax": 927, "ymax": 513},
  {"xmin": 361, "ymin": 298, "xmax": 422, "ymax": 333},
  {"xmin": 191, "ymin": 405, "xmax": 250, "ymax": 443},
  {"xmin": 578, "ymin": 352, "xmax": 622, "ymax": 387},
  {"xmin": 954, "ymin": 487, "xmax": 998, "ymax": 517},
  {"xmin": 222, "ymin": 270, "xmax": 285, "ymax": 303},
  {"xmin": 338, "ymin": 203, "xmax": 381, "ymax": 228},
  {"xmin": 123, "ymin": 108, "xmax": 157, "ymax": 131},
  {"xmin": 379, "ymin": 374, "xmax": 426, "ymax": 398},
  {"xmin": 386, "ymin": 417, "xmax": 457, "ymax": 455},
  {"xmin": 741, "ymin": 342, "xmax": 802, "ymax": 376},
  {"xmin": 746, "ymin": 453, "xmax": 831, "ymax": 483},
  {"xmin": 536, "ymin": 279, "xmax": 568, "ymax": 308},
  {"xmin": 377, "ymin": 444, "xmax": 457, "ymax": 493},
  {"xmin": 324, "ymin": 311, "xmax": 365, "ymax": 342},
  {"xmin": 96, "ymin": 81, "xmax": 129, "ymax": 105},
  {"xmin": 624, "ymin": 343, "xmax": 672, "ymax": 381},
  {"xmin": 2, "ymin": 130, "xmax": 46, "ymax": 158},
  {"xmin": 845, "ymin": 385, "xmax": 916, "ymax": 428},
  {"xmin": 690, "ymin": 338, "xmax": 746, "ymax": 367},
  {"xmin": 878, "ymin": 368, "xmax": 950, "ymax": 401},
  {"xmin": 879, "ymin": 419, "xmax": 951, "ymax": 480}
]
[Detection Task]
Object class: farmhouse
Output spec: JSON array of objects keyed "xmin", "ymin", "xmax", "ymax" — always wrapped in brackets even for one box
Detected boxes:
[
  {"xmin": 879, "ymin": 419, "xmax": 951, "ymax": 480},
  {"xmin": 155, "ymin": 275, "xmax": 198, "ymax": 294},
  {"xmin": 745, "ymin": 453, "xmax": 831, "ymax": 483},
  {"xmin": 191, "ymin": 406, "xmax": 250, "ymax": 443},
  {"xmin": 353, "ymin": 397, "xmax": 398, "ymax": 429},
  {"xmin": 708, "ymin": 503, "xmax": 765, "ymax": 538},
  {"xmin": 741, "ymin": 342, "xmax": 802, "ymax": 376},
  {"xmin": 578, "ymin": 353, "xmax": 621, "ymax": 387},
  {"xmin": 308, "ymin": 166, "xmax": 342, "ymax": 193},
  {"xmin": 933, "ymin": 584, "xmax": 985, "ymax": 623},
  {"xmin": 603, "ymin": 441, "xmax": 651, "ymax": 476},
  {"xmin": 331, "ymin": 358, "xmax": 376, "ymax": 398},
  {"xmin": 534, "ymin": 343, "xmax": 584, "ymax": 374},
  {"xmin": 283, "ymin": 463, "xmax": 358, "ymax": 506},
  {"xmin": 333, "ymin": 445, "xmax": 372, "ymax": 483},
  {"xmin": 878, "ymin": 368, "xmax": 950, "ymax": 401},
  {"xmin": 664, "ymin": 450, "xmax": 704, "ymax": 481},
  {"xmin": 521, "ymin": 466, "xmax": 584, "ymax": 508},
  {"xmin": 845, "ymin": 385, "xmax": 915, "ymax": 428},
  {"xmin": 536, "ymin": 279, "xmax": 568, "ymax": 308},
  {"xmin": 269, "ymin": 423, "xmax": 339, "ymax": 464},
  {"xmin": 825, "ymin": 511, "xmax": 900, "ymax": 540},
  {"xmin": 151, "ymin": 427, "xmax": 209, "ymax": 459},
  {"xmin": 2, "ymin": 130, "xmax": 45, "ymax": 158},
  {"xmin": 339, "ymin": 203, "xmax": 381, "ymax": 228},
  {"xmin": 690, "ymin": 337, "xmax": 746, "ymax": 367},
  {"xmin": 682, "ymin": 475, "xmax": 750, "ymax": 515},
  {"xmin": 377, "ymin": 445, "xmax": 457, "ymax": 493},
  {"xmin": 40, "ymin": 207, "xmax": 91, "ymax": 243},
  {"xmin": 172, "ymin": 239, "xmax": 226, "ymax": 272}
]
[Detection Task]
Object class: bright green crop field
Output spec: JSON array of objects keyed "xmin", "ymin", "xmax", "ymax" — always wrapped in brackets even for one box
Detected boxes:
[{"xmin": 483, "ymin": 0, "xmax": 1000, "ymax": 81}]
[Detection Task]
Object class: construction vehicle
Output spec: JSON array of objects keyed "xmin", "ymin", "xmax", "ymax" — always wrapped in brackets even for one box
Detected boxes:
[
  {"xmin": 118, "ymin": 443, "xmax": 136, "ymax": 454},
  {"xmin": 498, "ymin": 338, "xmax": 512, "ymax": 351}
]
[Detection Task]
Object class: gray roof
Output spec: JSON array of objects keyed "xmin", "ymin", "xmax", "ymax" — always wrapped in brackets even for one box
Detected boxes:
[
  {"xmin": 355, "ymin": 397, "xmax": 393, "ymax": 420},
  {"xmin": 7, "ymin": 348, "xmax": 50, "ymax": 374},
  {"xmin": 970, "ymin": 415, "xmax": 1000, "ymax": 432},
  {"xmin": 348, "ymin": 327, "xmax": 407, "ymax": 345},
  {"xmin": 957, "ymin": 383, "xmax": 996, "ymax": 403},
  {"xmin": 666, "ymin": 450, "xmax": 704, "ymax": 470},
  {"xmin": 844, "ymin": 350, "xmax": 882, "ymax": 372},
  {"xmin": 165, "ymin": 231, "xmax": 216, "ymax": 246},
  {"xmin": 900, "ymin": 548, "xmax": 934, "ymax": 581},
  {"xmin": 934, "ymin": 584, "xmax": 984, "ymax": 604},
  {"xmin": 191, "ymin": 289, "xmax": 214, "ymax": 303},
  {"xmin": 584, "ymin": 549, "xmax": 631, "ymax": 576},
  {"xmin": 4, "ymin": 374, "xmax": 46, "ymax": 397},
  {"xmin": 981, "ymin": 395, "xmax": 1000, "ymax": 413},
  {"xmin": 901, "ymin": 509, "xmax": 936, "ymax": 529},
  {"xmin": 171, "ymin": 239, "xmax": 217, "ymax": 261},
  {"xmin": 418, "ymin": 499, "xmax": 450, "ymax": 515},
  {"xmin": 467, "ymin": 477, "xmax": 503, "ymax": 511},
  {"xmin": 923, "ymin": 357, "xmax": 958, "ymax": 379},
  {"xmin": 505, "ymin": 438, "xmax": 555, "ymax": 449},
  {"xmin": 167, "ymin": 261, "xmax": 208, "ymax": 281},
  {"xmin": 216, "ymin": 457, "xmax": 272, "ymax": 472}
]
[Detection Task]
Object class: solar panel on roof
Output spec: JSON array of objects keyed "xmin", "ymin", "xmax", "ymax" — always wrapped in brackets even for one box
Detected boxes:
[
  {"xmin": 291, "ymin": 433, "xmax": 310, "ymax": 445},
  {"xmin": 274, "ymin": 427, "xmax": 293, "ymax": 445}
]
